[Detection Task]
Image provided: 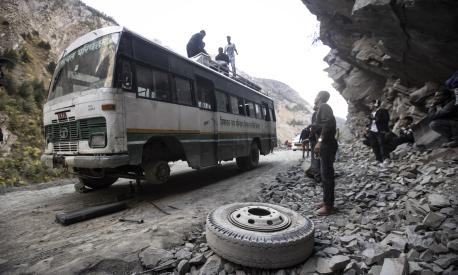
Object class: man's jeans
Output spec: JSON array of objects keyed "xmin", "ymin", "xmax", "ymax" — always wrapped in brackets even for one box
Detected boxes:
[
  {"xmin": 369, "ymin": 131, "xmax": 388, "ymax": 162},
  {"xmin": 430, "ymin": 119, "xmax": 458, "ymax": 140},
  {"xmin": 229, "ymin": 57, "xmax": 236, "ymax": 76},
  {"xmin": 320, "ymin": 141, "xmax": 337, "ymax": 207}
]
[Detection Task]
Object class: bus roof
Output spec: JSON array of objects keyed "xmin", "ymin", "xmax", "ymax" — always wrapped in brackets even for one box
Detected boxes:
[{"xmin": 60, "ymin": 26, "xmax": 273, "ymax": 101}]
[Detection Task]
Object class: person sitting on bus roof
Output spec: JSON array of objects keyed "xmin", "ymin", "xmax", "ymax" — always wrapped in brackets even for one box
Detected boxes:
[
  {"xmin": 186, "ymin": 30, "xmax": 208, "ymax": 58},
  {"xmin": 215, "ymin": 47, "xmax": 230, "ymax": 75}
]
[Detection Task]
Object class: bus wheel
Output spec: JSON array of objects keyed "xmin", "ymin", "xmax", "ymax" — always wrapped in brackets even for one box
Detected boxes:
[
  {"xmin": 144, "ymin": 160, "xmax": 170, "ymax": 184},
  {"xmin": 78, "ymin": 169, "xmax": 118, "ymax": 189},
  {"xmin": 236, "ymin": 142, "xmax": 260, "ymax": 171}
]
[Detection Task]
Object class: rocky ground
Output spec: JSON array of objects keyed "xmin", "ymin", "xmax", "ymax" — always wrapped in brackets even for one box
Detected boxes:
[{"xmin": 139, "ymin": 143, "xmax": 458, "ymax": 275}]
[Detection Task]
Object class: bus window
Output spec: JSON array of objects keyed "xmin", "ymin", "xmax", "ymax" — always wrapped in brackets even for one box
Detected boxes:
[
  {"xmin": 230, "ymin": 96, "xmax": 239, "ymax": 115},
  {"xmin": 136, "ymin": 65, "xmax": 154, "ymax": 98},
  {"xmin": 136, "ymin": 65, "xmax": 170, "ymax": 101},
  {"xmin": 262, "ymin": 106, "xmax": 271, "ymax": 121},
  {"xmin": 215, "ymin": 90, "xmax": 230, "ymax": 113},
  {"xmin": 270, "ymin": 108, "xmax": 276, "ymax": 121},
  {"xmin": 175, "ymin": 76, "xmax": 193, "ymax": 105},
  {"xmin": 238, "ymin": 97, "xmax": 245, "ymax": 115},
  {"xmin": 245, "ymin": 101, "xmax": 255, "ymax": 118},
  {"xmin": 152, "ymin": 69, "xmax": 170, "ymax": 101},
  {"xmin": 196, "ymin": 77, "xmax": 214, "ymax": 110},
  {"xmin": 117, "ymin": 59, "xmax": 132, "ymax": 91},
  {"xmin": 255, "ymin": 104, "xmax": 261, "ymax": 119}
]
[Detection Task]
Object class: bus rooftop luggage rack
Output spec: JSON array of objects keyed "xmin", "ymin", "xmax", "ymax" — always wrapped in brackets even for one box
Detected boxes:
[{"xmin": 191, "ymin": 53, "xmax": 263, "ymax": 93}]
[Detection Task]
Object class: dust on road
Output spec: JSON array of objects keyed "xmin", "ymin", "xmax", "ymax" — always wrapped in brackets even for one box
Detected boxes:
[{"xmin": 0, "ymin": 150, "xmax": 304, "ymax": 274}]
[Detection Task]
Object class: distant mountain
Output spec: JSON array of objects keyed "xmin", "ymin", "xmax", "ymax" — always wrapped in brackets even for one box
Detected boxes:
[{"xmin": 251, "ymin": 78, "xmax": 313, "ymax": 143}]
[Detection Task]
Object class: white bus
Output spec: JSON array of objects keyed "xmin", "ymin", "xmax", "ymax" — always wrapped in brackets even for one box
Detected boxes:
[{"xmin": 41, "ymin": 26, "xmax": 277, "ymax": 189}]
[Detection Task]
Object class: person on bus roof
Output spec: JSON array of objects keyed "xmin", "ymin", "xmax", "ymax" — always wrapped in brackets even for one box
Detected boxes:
[
  {"xmin": 186, "ymin": 30, "xmax": 208, "ymax": 58},
  {"xmin": 224, "ymin": 36, "xmax": 238, "ymax": 77},
  {"xmin": 215, "ymin": 47, "xmax": 230, "ymax": 75}
]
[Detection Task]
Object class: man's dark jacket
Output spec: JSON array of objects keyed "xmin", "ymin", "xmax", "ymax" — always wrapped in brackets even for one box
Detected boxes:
[
  {"xmin": 368, "ymin": 108, "xmax": 390, "ymax": 132},
  {"xmin": 314, "ymin": 103, "xmax": 336, "ymax": 143}
]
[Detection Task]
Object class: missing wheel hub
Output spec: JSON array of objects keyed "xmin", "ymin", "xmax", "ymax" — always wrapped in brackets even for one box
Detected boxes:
[{"xmin": 228, "ymin": 206, "xmax": 291, "ymax": 232}]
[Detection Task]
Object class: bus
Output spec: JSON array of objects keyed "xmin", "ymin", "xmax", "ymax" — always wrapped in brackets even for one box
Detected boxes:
[{"xmin": 41, "ymin": 26, "xmax": 277, "ymax": 189}]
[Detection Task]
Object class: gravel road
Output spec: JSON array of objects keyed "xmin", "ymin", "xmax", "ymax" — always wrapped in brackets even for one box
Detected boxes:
[{"xmin": 0, "ymin": 150, "xmax": 304, "ymax": 274}]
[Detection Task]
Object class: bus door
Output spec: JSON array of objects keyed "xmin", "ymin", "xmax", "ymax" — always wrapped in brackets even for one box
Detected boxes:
[{"xmin": 195, "ymin": 77, "xmax": 217, "ymax": 167}]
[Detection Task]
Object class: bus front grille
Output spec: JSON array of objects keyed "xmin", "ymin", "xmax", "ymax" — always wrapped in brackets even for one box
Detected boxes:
[
  {"xmin": 54, "ymin": 141, "xmax": 78, "ymax": 154},
  {"xmin": 45, "ymin": 117, "xmax": 106, "ymax": 144}
]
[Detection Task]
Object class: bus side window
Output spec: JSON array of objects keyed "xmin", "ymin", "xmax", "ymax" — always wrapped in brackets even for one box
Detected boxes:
[
  {"xmin": 152, "ymin": 69, "xmax": 171, "ymax": 101},
  {"xmin": 270, "ymin": 108, "xmax": 276, "ymax": 121},
  {"xmin": 255, "ymin": 103, "xmax": 262, "ymax": 119},
  {"xmin": 262, "ymin": 106, "xmax": 270, "ymax": 121},
  {"xmin": 136, "ymin": 64, "xmax": 154, "ymax": 98},
  {"xmin": 238, "ymin": 97, "xmax": 245, "ymax": 115},
  {"xmin": 245, "ymin": 101, "xmax": 255, "ymax": 118},
  {"xmin": 230, "ymin": 96, "xmax": 239, "ymax": 115},
  {"xmin": 196, "ymin": 77, "xmax": 214, "ymax": 110},
  {"xmin": 175, "ymin": 76, "xmax": 193, "ymax": 105},
  {"xmin": 117, "ymin": 59, "xmax": 132, "ymax": 90},
  {"xmin": 215, "ymin": 90, "xmax": 230, "ymax": 113}
]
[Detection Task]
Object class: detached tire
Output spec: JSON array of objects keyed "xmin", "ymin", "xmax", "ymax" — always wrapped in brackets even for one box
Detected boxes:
[
  {"xmin": 78, "ymin": 169, "xmax": 118, "ymax": 189},
  {"xmin": 236, "ymin": 142, "xmax": 260, "ymax": 171},
  {"xmin": 144, "ymin": 160, "xmax": 170, "ymax": 184},
  {"xmin": 206, "ymin": 202, "xmax": 314, "ymax": 269}
]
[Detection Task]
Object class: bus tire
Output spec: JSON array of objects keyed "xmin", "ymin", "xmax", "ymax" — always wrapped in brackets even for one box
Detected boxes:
[
  {"xmin": 236, "ymin": 142, "xmax": 259, "ymax": 171},
  {"xmin": 144, "ymin": 160, "xmax": 170, "ymax": 184},
  {"xmin": 78, "ymin": 169, "xmax": 118, "ymax": 189},
  {"xmin": 206, "ymin": 202, "xmax": 315, "ymax": 268}
]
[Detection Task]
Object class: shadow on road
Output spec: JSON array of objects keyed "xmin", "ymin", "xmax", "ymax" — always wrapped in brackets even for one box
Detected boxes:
[{"xmin": 59, "ymin": 160, "xmax": 275, "ymax": 210}]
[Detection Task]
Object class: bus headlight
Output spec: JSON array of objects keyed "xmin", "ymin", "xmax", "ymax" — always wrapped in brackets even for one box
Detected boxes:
[{"xmin": 89, "ymin": 133, "xmax": 106, "ymax": 148}]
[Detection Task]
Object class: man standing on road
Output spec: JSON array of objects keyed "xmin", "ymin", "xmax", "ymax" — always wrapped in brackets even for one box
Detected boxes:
[
  {"xmin": 224, "ymin": 36, "xmax": 238, "ymax": 77},
  {"xmin": 313, "ymin": 91, "xmax": 338, "ymax": 216},
  {"xmin": 299, "ymin": 126, "xmax": 311, "ymax": 159}
]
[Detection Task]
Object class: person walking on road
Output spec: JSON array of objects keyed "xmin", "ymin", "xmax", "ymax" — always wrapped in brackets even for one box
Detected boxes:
[
  {"xmin": 313, "ymin": 91, "xmax": 338, "ymax": 216},
  {"xmin": 224, "ymin": 36, "xmax": 238, "ymax": 77},
  {"xmin": 299, "ymin": 126, "xmax": 311, "ymax": 159}
]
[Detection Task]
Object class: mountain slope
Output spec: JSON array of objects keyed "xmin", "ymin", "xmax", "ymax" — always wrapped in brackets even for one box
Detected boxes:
[
  {"xmin": 0, "ymin": 0, "xmax": 116, "ymax": 187},
  {"xmin": 251, "ymin": 78, "xmax": 313, "ymax": 143}
]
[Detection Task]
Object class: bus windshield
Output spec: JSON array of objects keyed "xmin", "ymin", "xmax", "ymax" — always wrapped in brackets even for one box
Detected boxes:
[{"xmin": 48, "ymin": 32, "xmax": 120, "ymax": 100}]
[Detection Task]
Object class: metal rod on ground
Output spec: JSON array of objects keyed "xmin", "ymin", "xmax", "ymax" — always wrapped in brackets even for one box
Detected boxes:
[
  {"xmin": 55, "ymin": 201, "xmax": 128, "ymax": 225},
  {"xmin": 148, "ymin": 201, "xmax": 171, "ymax": 215}
]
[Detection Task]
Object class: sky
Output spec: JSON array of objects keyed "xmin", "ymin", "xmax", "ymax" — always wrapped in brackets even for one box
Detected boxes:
[{"xmin": 82, "ymin": 0, "xmax": 348, "ymax": 118}]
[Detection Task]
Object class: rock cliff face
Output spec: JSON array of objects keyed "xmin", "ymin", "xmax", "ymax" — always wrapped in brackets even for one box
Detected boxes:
[{"xmin": 302, "ymin": 0, "xmax": 458, "ymax": 140}]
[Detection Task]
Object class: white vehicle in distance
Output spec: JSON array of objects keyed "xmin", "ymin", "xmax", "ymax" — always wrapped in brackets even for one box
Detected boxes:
[{"xmin": 291, "ymin": 134, "xmax": 302, "ymax": 151}]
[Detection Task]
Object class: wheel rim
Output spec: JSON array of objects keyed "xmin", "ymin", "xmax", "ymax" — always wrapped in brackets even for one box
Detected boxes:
[{"xmin": 228, "ymin": 205, "xmax": 291, "ymax": 232}]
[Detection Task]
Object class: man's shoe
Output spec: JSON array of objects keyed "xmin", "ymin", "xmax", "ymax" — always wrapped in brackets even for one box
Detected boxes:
[
  {"xmin": 317, "ymin": 205, "xmax": 335, "ymax": 216},
  {"xmin": 314, "ymin": 202, "xmax": 325, "ymax": 209}
]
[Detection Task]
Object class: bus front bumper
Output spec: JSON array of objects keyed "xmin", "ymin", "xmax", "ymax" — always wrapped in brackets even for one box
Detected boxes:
[{"xmin": 41, "ymin": 154, "xmax": 130, "ymax": 169}]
